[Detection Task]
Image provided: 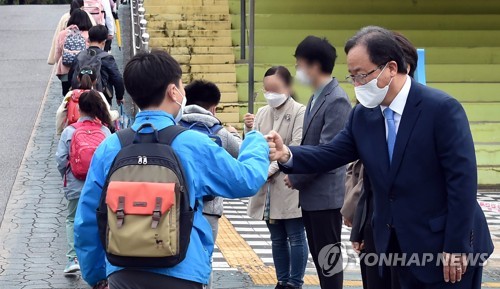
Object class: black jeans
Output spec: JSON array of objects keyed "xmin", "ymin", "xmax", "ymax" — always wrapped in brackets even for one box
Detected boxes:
[
  {"xmin": 302, "ymin": 208, "xmax": 343, "ymax": 289},
  {"xmin": 108, "ymin": 270, "xmax": 203, "ymax": 289}
]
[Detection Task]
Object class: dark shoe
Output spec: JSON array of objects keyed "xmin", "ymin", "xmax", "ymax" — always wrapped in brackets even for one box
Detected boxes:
[
  {"xmin": 285, "ymin": 284, "xmax": 302, "ymax": 289},
  {"xmin": 274, "ymin": 282, "xmax": 288, "ymax": 289}
]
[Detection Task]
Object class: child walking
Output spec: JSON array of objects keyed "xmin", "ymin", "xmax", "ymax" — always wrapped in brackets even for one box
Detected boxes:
[
  {"xmin": 56, "ymin": 66, "xmax": 119, "ymax": 135},
  {"xmin": 55, "ymin": 90, "xmax": 114, "ymax": 274}
]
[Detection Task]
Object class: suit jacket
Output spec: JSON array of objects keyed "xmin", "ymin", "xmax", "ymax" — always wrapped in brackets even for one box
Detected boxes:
[
  {"xmin": 247, "ymin": 98, "xmax": 306, "ymax": 220},
  {"xmin": 281, "ymin": 79, "xmax": 494, "ymax": 283},
  {"xmin": 288, "ymin": 78, "xmax": 352, "ymax": 211}
]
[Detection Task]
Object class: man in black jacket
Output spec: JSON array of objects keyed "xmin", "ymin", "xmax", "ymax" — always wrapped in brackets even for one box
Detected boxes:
[{"xmin": 69, "ymin": 25, "xmax": 124, "ymax": 105}]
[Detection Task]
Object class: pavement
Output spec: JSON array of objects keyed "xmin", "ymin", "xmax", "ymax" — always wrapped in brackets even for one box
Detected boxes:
[
  {"xmin": 0, "ymin": 3, "xmax": 500, "ymax": 289},
  {"xmin": 0, "ymin": 4, "xmax": 67, "ymax": 225}
]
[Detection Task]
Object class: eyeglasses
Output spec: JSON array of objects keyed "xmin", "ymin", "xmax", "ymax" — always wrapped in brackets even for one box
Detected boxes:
[{"xmin": 345, "ymin": 65, "xmax": 384, "ymax": 85}]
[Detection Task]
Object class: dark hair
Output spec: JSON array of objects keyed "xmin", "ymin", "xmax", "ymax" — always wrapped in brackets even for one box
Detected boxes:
[
  {"xmin": 345, "ymin": 26, "xmax": 407, "ymax": 74},
  {"xmin": 88, "ymin": 25, "xmax": 109, "ymax": 43},
  {"xmin": 393, "ymin": 32, "xmax": 418, "ymax": 78},
  {"xmin": 124, "ymin": 50, "xmax": 182, "ymax": 109},
  {"xmin": 264, "ymin": 66, "xmax": 296, "ymax": 99},
  {"xmin": 294, "ymin": 36, "xmax": 337, "ymax": 74},
  {"xmin": 67, "ymin": 9, "xmax": 93, "ymax": 31},
  {"xmin": 185, "ymin": 80, "xmax": 221, "ymax": 109},
  {"xmin": 69, "ymin": 0, "xmax": 84, "ymax": 15},
  {"xmin": 79, "ymin": 90, "xmax": 115, "ymax": 133},
  {"xmin": 78, "ymin": 67, "xmax": 97, "ymax": 90}
]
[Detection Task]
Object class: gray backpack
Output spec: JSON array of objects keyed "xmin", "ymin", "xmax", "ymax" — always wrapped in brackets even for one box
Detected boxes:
[{"xmin": 71, "ymin": 49, "xmax": 109, "ymax": 92}]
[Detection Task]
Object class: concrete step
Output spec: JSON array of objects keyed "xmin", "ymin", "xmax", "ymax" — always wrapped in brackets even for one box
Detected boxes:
[
  {"xmin": 148, "ymin": 29, "xmax": 231, "ymax": 38},
  {"xmin": 231, "ymin": 29, "xmax": 500, "ymax": 47},
  {"xmin": 171, "ymin": 54, "xmax": 235, "ymax": 65},
  {"xmin": 148, "ymin": 13, "xmax": 230, "ymax": 22},
  {"xmin": 219, "ymin": 92, "xmax": 238, "ymax": 103},
  {"xmin": 181, "ymin": 64, "xmax": 236, "ymax": 73},
  {"xmin": 146, "ymin": 5, "xmax": 228, "ymax": 15},
  {"xmin": 236, "ymin": 82, "xmax": 500, "ymax": 105},
  {"xmin": 150, "ymin": 37, "xmax": 232, "ymax": 47},
  {"xmin": 146, "ymin": 0, "xmax": 228, "ymax": 6},
  {"xmin": 214, "ymin": 112, "xmax": 239, "ymax": 123},
  {"xmin": 231, "ymin": 14, "xmax": 500, "ymax": 30},
  {"xmin": 162, "ymin": 46, "xmax": 234, "ymax": 55},
  {"xmin": 236, "ymin": 63, "xmax": 500, "ymax": 84},
  {"xmin": 228, "ymin": 0, "xmax": 500, "ymax": 14},
  {"xmin": 234, "ymin": 46, "xmax": 500, "ymax": 65},
  {"xmin": 148, "ymin": 19, "xmax": 230, "ymax": 31},
  {"xmin": 182, "ymin": 72, "xmax": 236, "ymax": 84}
]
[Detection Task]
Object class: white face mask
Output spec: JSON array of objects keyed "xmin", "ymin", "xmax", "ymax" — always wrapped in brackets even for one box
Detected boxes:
[
  {"xmin": 174, "ymin": 86, "xmax": 187, "ymax": 123},
  {"xmin": 295, "ymin": 69, "xmax": 311, "ymax": 86},
  {"xmin": 264, "ymin": 92, "xmax": 288, "ymax": 108},
  {"xmin": 354, "ymin": 64, "xmax": 392, "ymax": 108}
]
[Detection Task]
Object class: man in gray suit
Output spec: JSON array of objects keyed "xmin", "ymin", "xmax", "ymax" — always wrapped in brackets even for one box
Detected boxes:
[{"xmin": 285, "ymin": 36, "xmax": 352, "ymax": 289}]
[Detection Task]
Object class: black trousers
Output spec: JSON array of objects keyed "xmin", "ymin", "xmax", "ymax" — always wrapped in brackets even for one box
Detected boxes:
[
  {"xmin": 359, "ymin": 221, "xmax": 396, "ymax": 289},
  {"xmin": 104, "ymin": 39, "xmax": 112, "ymax": 52},
  {"xmin": 108, "ymin": 270, "xmax": 203, "ymax": 289},
  {"xmin": 387, "ymin": 232, "xmax": 483, "ymax": 289},
  {"xmin": 302, "ymin": 208, "xmax": 343, "ymax": 289}
]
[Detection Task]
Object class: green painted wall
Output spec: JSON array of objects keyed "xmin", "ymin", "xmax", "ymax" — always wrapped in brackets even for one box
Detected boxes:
[{"xmin": 229, "ymin": 0, "xmax": 500, "ymax": 187}]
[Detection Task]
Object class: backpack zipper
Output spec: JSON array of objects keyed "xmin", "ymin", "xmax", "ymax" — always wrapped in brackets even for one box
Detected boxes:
[
  {"xmin": 137, "ymin": 156, "xmax": 148, "ymax": 165},
  {"xmin": 138, "ymin": 156, "xmax": 143, "ymax": 165}
]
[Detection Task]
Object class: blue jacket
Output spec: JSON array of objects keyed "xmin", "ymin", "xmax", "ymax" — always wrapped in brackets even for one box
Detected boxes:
[
  {"xmin": 281, "ymin": 80, "xmax": 494, "ymax": 283},
  {"xmin": 74, "ymin": 110, "xmax": 269, "ymax": 286}
]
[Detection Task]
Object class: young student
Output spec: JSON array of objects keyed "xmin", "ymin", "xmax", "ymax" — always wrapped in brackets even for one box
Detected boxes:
[
  {"xmin": 180, "ymin": 80, "xmax": 242, "ymax": 289},
  {"xmin": 54, "ymin": 9, "xmax": 94, "ymax": 96},
  {"xmin": 69, "ymin": 25, "xmax": 124, "ymax": 105},
  {"xmin": 74, "ymin": 50, "xmax": 269, "ymax": 289},
  {"xmin": 55, "ymin": 90, "xmax": 114, "ymax": 275},
  {"xmin": 246, "ymin": 66, "xmax": 307, "ymax": 289},
  {"xmin": 56, "ymin": 66, "xmax": 119, "ymax": 135},
  {"xmin": 48, "ymin": 0, "xmax": 96, "ymax": 66}
]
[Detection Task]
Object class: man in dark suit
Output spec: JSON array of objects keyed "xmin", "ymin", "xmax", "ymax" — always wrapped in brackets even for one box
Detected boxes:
[
  {"xmin": 267, "ymin": 27, "xmax": 493, "ymax": 289},
  {"xmin": 284, "ymin": 36, "xmax": 351, "ymax": 289}
]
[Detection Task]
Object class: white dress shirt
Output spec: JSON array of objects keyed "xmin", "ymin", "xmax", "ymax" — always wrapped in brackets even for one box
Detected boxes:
[
  {"xmin": 380, "ymin": 75, "xmax": 411, "ymax": 139},
  {"xmin": 282, "ymin": 75, "xmax": 412, "ymax": 166}
]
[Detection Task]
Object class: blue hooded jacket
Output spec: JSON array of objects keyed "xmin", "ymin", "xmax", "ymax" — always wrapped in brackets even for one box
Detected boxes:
[{"xmin": 74, "ymin": 110, "xmax": 270, "ymax": 286}]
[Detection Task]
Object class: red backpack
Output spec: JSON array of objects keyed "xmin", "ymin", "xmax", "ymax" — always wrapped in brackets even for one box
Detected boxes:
[
  {"xmin": 66, "ymin": 89, "xmax": 88, "ymax": 126},
  {"xmin": 69, "ymin": 120, "xmax": 107, "ymax": 180}
]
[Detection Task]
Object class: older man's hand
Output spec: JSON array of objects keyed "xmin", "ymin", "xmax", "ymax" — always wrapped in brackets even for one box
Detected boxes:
[{"xmin": 265, "ymin": 130, "xmax": 290, "ymax": 163}]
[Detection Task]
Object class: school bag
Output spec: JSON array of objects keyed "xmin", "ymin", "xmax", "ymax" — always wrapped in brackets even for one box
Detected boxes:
[
  {"xmin": 65, "ymin": 89, "xmax": 88, "ymax": 126},
  {"xmin": 69, "ymin": 120, "xmax": 107, "ymax": 180},
  {"xmin": 96, "ymin": 124, "xmax": 195, "ymax": 268},
  {"xmin": 83, "ymin": 0, "xmax": 105, "ymax": 25},
  {"xmin": 62, "ymin": 27, "xmax": 87, "ymax": 67},
  {"xmin": 179, "ymin": 120, "xmax": 223, "ymax": 147},
  {"xmin": 71, "ymin": 49, "xmax": 109, "ymax": 92}
]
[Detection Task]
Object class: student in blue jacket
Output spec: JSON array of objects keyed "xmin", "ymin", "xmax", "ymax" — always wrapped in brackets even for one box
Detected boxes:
[{"xmin": 74, "ymin": 50, "xmax": 270, "ymax": 289}]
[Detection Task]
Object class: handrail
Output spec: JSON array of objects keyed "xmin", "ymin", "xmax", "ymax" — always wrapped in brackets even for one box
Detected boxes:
[
  {"xmin": 247, "ymin": 0, "xmax": 255, "ymax": 114},
  {"xmin": 130, "ymin": 0, "xmax": 150, "ymax": 55},
  {"xmin": 240, "ymin": 0, "xmax": 246, "ymax": 60}
]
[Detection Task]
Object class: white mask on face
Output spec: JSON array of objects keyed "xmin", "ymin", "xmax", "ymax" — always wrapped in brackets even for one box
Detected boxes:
[
  {"xmin": 264, "ymin": 92, "xmax": 288, "ymax": 108},
  {"xmin": 174, "ymin": 86, "xmax": 187, "ymax": 123},
  {"xmin": 295, "ymin": 69, "xmax": 312, "ymax": 86},
  {"xmin": 354, "ymin": 64, "xmax": 392, "ymax": 108}
]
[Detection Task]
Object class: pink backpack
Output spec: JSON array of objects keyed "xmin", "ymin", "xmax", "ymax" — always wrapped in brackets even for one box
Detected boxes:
[
  {"xmin": 69, "ymin": 120, "xmax": 107, "ymax": 180},
  {"xmin": 83, "ymin": 0, "xmax": 105, "ymax": 25}
]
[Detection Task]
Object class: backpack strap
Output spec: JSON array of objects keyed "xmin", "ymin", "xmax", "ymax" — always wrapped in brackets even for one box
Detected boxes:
[
  {"xmin": 158, "ymin": 125, "xmax": 188, "ymax": 146},
  {"xmin": 116, "ymin": 128, "xmax": 135, "ymax": 148},
  {"xmin": 117, "ymin": 125, "xmax": 188, "ymax": 148},
  {"xmin": 210, "ymin": 124, "xmax": 224, "ymax": 134}
]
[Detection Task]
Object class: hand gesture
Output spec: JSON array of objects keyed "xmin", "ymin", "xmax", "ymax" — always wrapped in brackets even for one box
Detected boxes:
[
  {"xmin": 265, "ymin": 130, "xmax": 290, "ymax": 163},
  {"xmin": 244, "ymin": 113, "xmax": 255, "ymax": 130}
]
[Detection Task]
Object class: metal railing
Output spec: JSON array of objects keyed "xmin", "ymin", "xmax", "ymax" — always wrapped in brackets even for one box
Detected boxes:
[
  {"xmin": 240, "ymin": 0, "xmax": 256, "ymax": 113},
  {"xmin": 130, "ymin": 0, "xmax": 150, "ymax": 55}
]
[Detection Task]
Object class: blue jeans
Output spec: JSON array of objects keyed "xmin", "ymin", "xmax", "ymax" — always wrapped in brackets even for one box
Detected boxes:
[{"xmin": 266, "ymin": 218, "xmax": 308, "ymax": 287}]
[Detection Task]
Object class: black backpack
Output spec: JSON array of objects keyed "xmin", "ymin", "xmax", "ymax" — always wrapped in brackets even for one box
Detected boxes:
[
  {"xmin": 71, "ymin": 48, "xmax": 109, "ymax": 92},
  {"xmin": 96, "ymin": 124, "xmax": 194, "ymax": 268}
]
